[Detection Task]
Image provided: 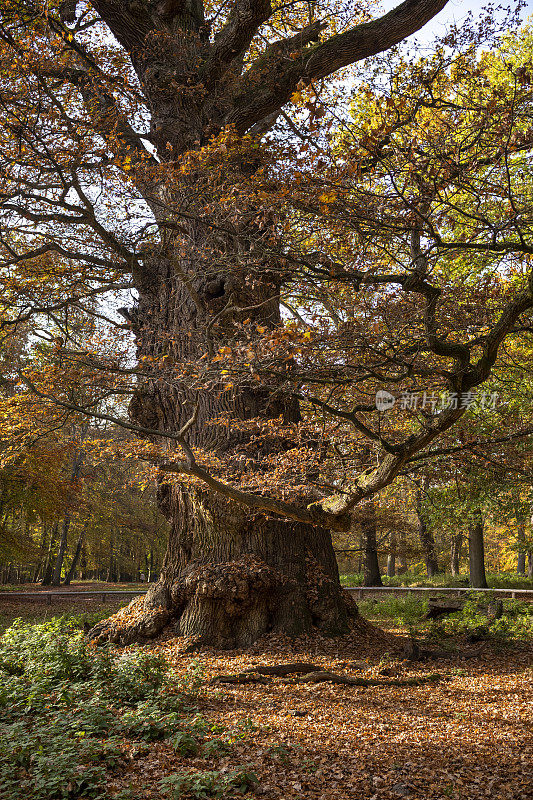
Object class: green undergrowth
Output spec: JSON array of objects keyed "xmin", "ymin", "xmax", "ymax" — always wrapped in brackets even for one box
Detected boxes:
[
  {"xmin": 0, "ymin": 618, "xmax": 258, "ymax": 800},
  {"xmin": 340, "ymin": 570, "xmax": 533, "ymax": 590},
  {"xmin": 358, "ymin": 593, "xmax": 532, "ymax": 641},
  {"xmin": 357, "ymin": 595, "xmax": 428, "ymax": 627}
]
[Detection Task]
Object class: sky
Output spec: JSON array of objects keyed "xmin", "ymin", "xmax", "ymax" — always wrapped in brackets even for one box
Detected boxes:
[{"xmin": 380, "ymin": 0, "xmax": 533, "ymax": 41}]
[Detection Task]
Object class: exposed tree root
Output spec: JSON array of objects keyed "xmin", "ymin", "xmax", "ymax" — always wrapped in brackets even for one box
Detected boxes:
[
  {"xmin": 243, "ymin": 662, "xmax": 320, "ymax": 676},
  {"xmin": 210, "ymin": 662, "xmax": 320, "ymax": 684},
  {"xmin": 288, "ymin": 670, "xmax": 443, "ymax": 687},
  {"xmin": 210, "ymin": 673, "xmax": 273, "ymax": 685},
  {"xmin": 209, "ymin": 664, "xmax": 444, "ymax": 687}
]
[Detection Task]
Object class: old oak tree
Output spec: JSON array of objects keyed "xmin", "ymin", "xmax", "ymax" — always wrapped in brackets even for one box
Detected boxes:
[{"xmin": 2, "ymin": 0, "xmax": 533, "ymax": 646}]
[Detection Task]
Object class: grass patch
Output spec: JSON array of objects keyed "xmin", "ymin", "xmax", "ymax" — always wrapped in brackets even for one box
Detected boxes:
[
  {"xmin": 340, "ymin": 570, "xmax": 533, "ymax": 590},
  {"xmin": 358, "ymin": 596, "xmax": 428, "ymax": 627},
  {"xmin": 357, "ymin": 593, "xmax": 532, "ymax": 641}
]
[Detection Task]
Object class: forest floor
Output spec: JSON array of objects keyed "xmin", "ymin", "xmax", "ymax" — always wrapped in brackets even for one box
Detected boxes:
[
  {"xmin": 0, "ymin": 596, "xmax": 531, "ymax": 800},
  {"xmin": 127, "ymin": 627, "xmax": 531, "ymax": 800}
]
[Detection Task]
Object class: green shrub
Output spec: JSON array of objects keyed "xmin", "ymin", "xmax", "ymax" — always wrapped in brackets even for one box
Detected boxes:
[
  {"xmin": 171, "ymin": 731, "xmax": 201, "ymax": 756},
  {"xmin": 160, "ymin": 768, "xmax": 258, "ymax": 799},
  {"xmin": 121, "ymin": 702, "xmax": 181, "ymax": 741},
  {"xmin": 0, "ymin": 618, "xmax": 188, "ymax": 800}
]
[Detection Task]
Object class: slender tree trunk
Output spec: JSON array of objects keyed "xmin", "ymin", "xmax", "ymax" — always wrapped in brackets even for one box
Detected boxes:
[
  {"xmin": 106, "ymin": 533, "xmax": 115, "ymax": 583},
  {"xmin": 51, "ymin": 442, "xmax": 86, "ymax": 586},
  {"xmin": 362, "ymin": 501, "xmax": 382, "ymax": 587},
  {"xmin": 80, "ymin": 546, "xmax": 87, "ymax": 580},
  {"xmin": 451, "ymin": 533, "xmax": 462, "ymax": 576},
  {"xmin": 41, "ymin": 522, "xmax": 59, "ymax": 586},
  {"xmin": 32, "ymin": 522, "xmax": 48, "ymax": 583},
  {"xmin": 387, "ymin": 531, "xmax": 396, "ymax": 577},
  {"xmin": 63, "ymin": 523, "xmax": 87, "ymax": 586},
  {"xmin": 357, "ymin": 531, "xmax": 363, "ymax": 574},
  {"xmin": 517, "ymin": 523, "xmax": 526, "ymax": 575},
  {"xmin": 51, "ymin": 514, "xmax": 72, "ymax": 586},
  {"xmin": 415, "ymin": 482, "xmax": 439, "ymax": 577},
  {"xmin": 528, "ymin": 551, "xmax": 533, "ymax": 580},
  {"xmin": 468, "ymin": 510, "xmax": 488, "ymax": 588},
  {"xmin": 397, "ymin": 530, "xmax": 408, "ymax": 574}
]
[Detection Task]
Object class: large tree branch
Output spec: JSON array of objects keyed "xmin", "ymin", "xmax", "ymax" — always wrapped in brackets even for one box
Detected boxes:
[
  {"xmin": 89, "ymin": 0, "xmax": 205, "ymax": 55},
  {"xmin": 204, "ymin": 0, "xmax": 272, "ymax": 85},
  {"xmin": 17, "ymin": 373, "xmax": 351, "ymax": 532},
  {"xmin": 158, "ymin": 459, "xmax": 350, "ymax": 531},
  {"xmin": 319, "ymin": 405, "xmax": 466, "ymax": 516},
  {"xmin": 469, "ymin": 287, "xmax": 533, "ymax": 386},
  {"xmin": 227, "ymin": 0, "xmax": 450, "ymax": 133},
  {"xmin": 406, "ymin": 427, "xmax": 533, "ymax": 465},
  {"xmin": 89, "ymin": 1, "xmax": 153, "ymax": 54}
]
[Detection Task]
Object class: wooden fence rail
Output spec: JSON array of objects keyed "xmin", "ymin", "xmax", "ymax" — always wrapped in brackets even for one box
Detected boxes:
[
  {"xmin": 0, "ymin": 586, "xmax": 532, "ymax": 604},
  {"xmin": 343, "ymin": 586, "xmax": 533, "ymax": 600},
  {"xmin": 0, "ymin": 590, "xmax": 143, "ymax": 605}
]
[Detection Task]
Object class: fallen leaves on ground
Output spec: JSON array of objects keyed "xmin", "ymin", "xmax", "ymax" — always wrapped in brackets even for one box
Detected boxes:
[{"xmin": 106, "ymin": 625, "xmax": 532, "ymax": 800}]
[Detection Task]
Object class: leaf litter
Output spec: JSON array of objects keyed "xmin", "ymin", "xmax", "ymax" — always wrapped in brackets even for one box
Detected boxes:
[{"xmin": 105, "ymin": 623, "xmax": 532, "ymax": 800}]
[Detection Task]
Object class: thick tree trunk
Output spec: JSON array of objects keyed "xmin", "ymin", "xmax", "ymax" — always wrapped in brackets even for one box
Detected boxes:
[
  {"xmin": 415, "ymin": 484, "xmax": 439, "ymax": 577},
  {"xmin": 468, "ymin": 511, "xmax": 488, "ymax": 588},
  {"xmin": 162, "ymin": 488, "xmax": 348, "ymax": 647},
  {"xmin": 362, "ymin": 502, "xmax": 382, "ymax": 587},
  {"xmin": 89, "ymin": 249, "xmax": 352, "ymax": 647},
  {"xmin": 91, "ymin": 486, "xmax": 350, "ymax": 647},
  {"xmin": 451, "ymin": 532, "xmax": 462, "ymax": 576},
  {"xmin": 84, "ymin": 0, "xmax": 455, "ymax": 648}
]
